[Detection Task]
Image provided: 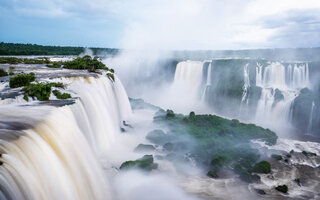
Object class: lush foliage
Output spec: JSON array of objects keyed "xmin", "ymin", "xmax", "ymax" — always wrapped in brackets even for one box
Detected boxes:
[
  {"xmin": 9, "ymin": 73, "xmax": 36, "ymax": 88},
  {"xmin": 22, "ymin": 82, "xmax": 66, "ymax": 101},
  {"xmin": 62, "ymin": 55, "xmax": 107, "ymax": 70},
  {"xmin": 0, "ymin": 57, "xmax": 50, "ymax": 64},
  {"xmin": 0, "ymin": 42, "xmax": 84, "ymax": 55},
  {"xmin": 150, "ymin": 109, "xmax": 277, "ymax": 182},
  {"xmin": 0, "ymin": 68, "xmax": 8, "ymax": 77},
  {"xmin": 52, "ymin": 90, "xmax": 72, "ymax": 100},
  {"xmin": 0, "ymin": 42, "xmax": 120, "ymax": 56},
  {"xmin": 120, "ymin": 155, "xmax": 155, "ymax": 172}
]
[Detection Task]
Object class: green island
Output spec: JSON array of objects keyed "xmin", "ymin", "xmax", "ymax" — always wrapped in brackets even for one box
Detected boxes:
[{"xmin": 145, "ymin": 109, "xmax": 277, "ymax": 182}]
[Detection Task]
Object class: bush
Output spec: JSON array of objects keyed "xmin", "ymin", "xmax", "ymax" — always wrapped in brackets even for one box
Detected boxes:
[
  {"xmin": 166, "ymin": 109, "xmax": 175, "ymax": 118},
  {"xmin": 22, "ymin": 82, "xmax": 66, "ymax": 101},
  {"xmin": 252, "ymin": 161, "xmax": 271, "ymax": 174},
  {"xmin": 52, "ymin": 90, "xmax": 71, "ymax": 99},
  {"xmin": 275, "ymin": 185, "xmax": 288, "ymax": 193},
  {"xmin": 9, "ymin": 73, "xmax": 36, "ymax": 88},
  {"xmin": 22, "ymin": 83, "xmax": 52, "ymax": 100},
  {"xmin": 0, "ymin": 68, "xmax": 8, "ymax": 77}
]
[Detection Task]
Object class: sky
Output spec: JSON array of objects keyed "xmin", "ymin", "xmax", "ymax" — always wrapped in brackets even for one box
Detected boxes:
[{"xmin": 0, "ymin": 0, "xmax": 320, "ymax": 50}]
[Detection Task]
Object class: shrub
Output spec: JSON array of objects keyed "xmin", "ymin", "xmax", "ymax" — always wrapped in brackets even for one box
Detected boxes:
[
  {"xmin": 252, "ymin": 161, "xmax": 271, "ymax": 174},
  {"xmin": 22, "ymin": 83, "xmax": 52, "ymax": 101},
  {"xmin": 52, "ymin": 90, "xmax": 72, "ymax": 99},
  {"xmin": 0, "ymin": 68, "xmax": 8, "ymax": 77},
  {"xmin": 9, "ymin": 73, "xmax": 36, "ymax": 88},
  {"xmin": 166, "ymin": 109, "xmax": 175, "ymax": 118}
]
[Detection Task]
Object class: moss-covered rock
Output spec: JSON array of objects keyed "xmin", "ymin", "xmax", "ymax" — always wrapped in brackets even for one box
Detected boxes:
[
  {"xmin": 9, "ymin": 72, "xmax": 36, "ymax": 88},
  {"xmin": 252, "ymin": 161, "xmax": 271, "ymax": 174},
  {"xmin": 120, "ymin": 155, "xmax": 154, "ymax": 172},
  {"xmin": 302, "ymin": 151, "xmax": 317, "ymax": 157},
  {"xmin": 134, "ymin": 144, "xmax": 155, "ymax": 152},
  {"xmin": 255, "ymin": 189, "xmax": 266, "ymax": 195},
  {"xmin": 146, "ymin": 129, "xmax": 168, "ymax": 144},
  {"xmin": 275, "ymin": 185, "xmax": 288, "ymax": 193},
  {"xmin": 271, "ymin": 154, "xmax": 283, "ymax": 160}
]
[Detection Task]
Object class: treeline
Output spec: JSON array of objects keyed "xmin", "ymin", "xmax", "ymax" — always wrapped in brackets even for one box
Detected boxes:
[{"xmin": 0, "ymin": 42, "xmax": 120, "ymax": 56}]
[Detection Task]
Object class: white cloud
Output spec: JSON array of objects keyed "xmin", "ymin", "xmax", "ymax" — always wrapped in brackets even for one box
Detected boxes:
[{"xmin": 1, "ymin": 0, "xmax": 320, "ymax": 49}]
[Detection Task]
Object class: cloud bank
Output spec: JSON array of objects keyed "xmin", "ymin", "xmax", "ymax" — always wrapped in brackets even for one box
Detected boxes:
[{"xmin": 0, "ymin": 0, "xmax": 319, "ymax": 49}]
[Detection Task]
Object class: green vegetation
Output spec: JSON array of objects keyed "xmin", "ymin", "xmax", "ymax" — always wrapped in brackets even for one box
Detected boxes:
[
  {"xmin": 252, "ymin": 161, "xmax": 271, "ymax": 174},
  {"xmin": 150, "ymin": 109, "xmax": 277, "ymax": 183},
  {"xmin": 0, "ymin": 57, "xmax": 50, "ymax": 64},
  {"xmin": 9, "ymin": 73, "xmax": 36, "ymax": 88},
  {"xmin": 134, "ymin": 144, "xmax": 155, "ymax": 152},
  {"xmin": 120, "ymin": 155, "xmax": 155, "ymax": 172},
  {"xmin": 275, "ymin": 185, "xmax": 288, "ymax": 193},
  {"xmin": 0, "ymin": 68, "xmax": 8, "ymax": 77},
  {"xmin": 63, "ymin": 55, "xmax": 107, "ymax": 70},
  {"xmin": 0, "ymin": 42, "xmax": 84, "ymax": 55},
  {"xmin": 0, "ymin": 42, "xmax": 119, "ymax": 56},
  {"xmin": 52, "ymin": 90, "xmax": 72, "ymax": 100},
  {"xmin": 22, "ymin": 82, "xmax": 66, "ymax": 101}
]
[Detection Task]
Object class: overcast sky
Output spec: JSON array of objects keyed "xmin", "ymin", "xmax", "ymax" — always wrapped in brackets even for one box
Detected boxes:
[{"xmin": 0, "ymin": 0, "xmax": 319, "ymax": 50}]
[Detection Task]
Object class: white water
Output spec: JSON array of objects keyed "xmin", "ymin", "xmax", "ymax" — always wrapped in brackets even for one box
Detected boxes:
[
  {"xmin": 201, "ymin": 62, "xmax": 212, "ymax": 101},
  {"xmin": 256, "ymin": 62, "xmax": 309, "ymax": 90},
  {"xmin": 254, "ymin": 62, "xmax": 309, "ymax": 131},
  {"xmin": 241, "ymin": 64, "xmax": 250, "ymax": 104},
  {"xmin": 173, "ymin": 61, "xmax": 204, "ymax": 88},
  {"xmin": 0, "ymin": 75, "xmax": 132, "ymax": 200},
  {"xmin": 307, "ymin": 101, "xmax": 315, "ymax": 134}
]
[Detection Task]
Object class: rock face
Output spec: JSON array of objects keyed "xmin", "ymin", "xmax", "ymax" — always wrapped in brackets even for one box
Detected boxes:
[
  {"xmin": 134, "ymin": 144, "xmax": 155, "ymax": 153},
  {"xmin": 291, "ymin": 88, "xmax": 320, "ymax": 135}
]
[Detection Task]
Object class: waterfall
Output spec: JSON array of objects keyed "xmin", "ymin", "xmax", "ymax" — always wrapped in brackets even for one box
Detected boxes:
[
  {"xmin": 241, "ymin": 64, "xmax": 250, "ymax": 103},
  {"xmin": 173, "ymin": 61, "xmax": 204, "ymax": 87},
  {"xmin": 239, "ymin": 64, "xmax": 250, "ymax": 115},
  {"xmin": 0, "ymin": 75, "xmax": 132, "ymax": 200},
  {"xmin": 256, "ymin": 62, "xmax": 309, "ymax": 90},
  {"xmin": 307, "ymin": 101, "xmax": 315, "ymax": 134},
  {"xmin": 201, "ymin": 61, "xmax": 212, "ymax": 101},
  {"xmin": 254, "ymin": 62, "xmax": 309, "ymax": 130}
]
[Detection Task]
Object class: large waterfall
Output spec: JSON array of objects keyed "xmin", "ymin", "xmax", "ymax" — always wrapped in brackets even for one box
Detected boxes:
[
  {"xmin": 254, "ymin": 62, "xmax": 309, "ymax": 129},
  {"xmin": 0, "ymin": 75, "xmax": 132, "ymax": 200}
]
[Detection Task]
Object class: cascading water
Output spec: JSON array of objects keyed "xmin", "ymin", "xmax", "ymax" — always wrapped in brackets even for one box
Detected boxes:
[
  {"xmin": 0, "ymin": 75, "xmax": 132, "ymax": 200},
  {"xmin": 254, "ymin": 62, "xmax": 309, "ymax": 130},
  {"xmin": 239, "ymin": 64, "xmax": 250, "ymax": 114},
  {"xmin": 165, "ymin": 61, "xmax": 204, "ymax": 113},
  {"xmin": 201, "ymin": 61, "xmax": 212, "ymax": 101},
  {"xmin": 307, "ymin": 101, "xmax": 315, "ymax": 134}
]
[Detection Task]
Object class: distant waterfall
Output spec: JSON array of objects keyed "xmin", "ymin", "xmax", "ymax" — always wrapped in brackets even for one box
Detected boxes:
[
  {"xmin": 239, "ymin": 64, "xmax": 250, "ymax": 115},
  {"xmin": 307, "ymin": 101, "xmax": 315, "ymax": 134},
  {"xmin": 254, "ymin": 62, "xmax": 309, "ymax": 129},
  {"xmin": 0, "ymin": 75, "xmax": 132, "ymax": 200},
  {"xmin": 174, "ymin": 61, "xmax": 204, "ymax": 87},
  {"xmin": 256, "ymin": 62, "xmax": 309, "ymax": 89},
  {"xmin": 201, "ymin": 61, "xmax": 212, "ymax": 101}
]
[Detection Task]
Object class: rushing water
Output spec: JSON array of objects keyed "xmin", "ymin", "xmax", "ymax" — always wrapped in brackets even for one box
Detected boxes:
[{"xmin": 0, "ymin": 75, "xmax": 132, "ymax": 200}]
